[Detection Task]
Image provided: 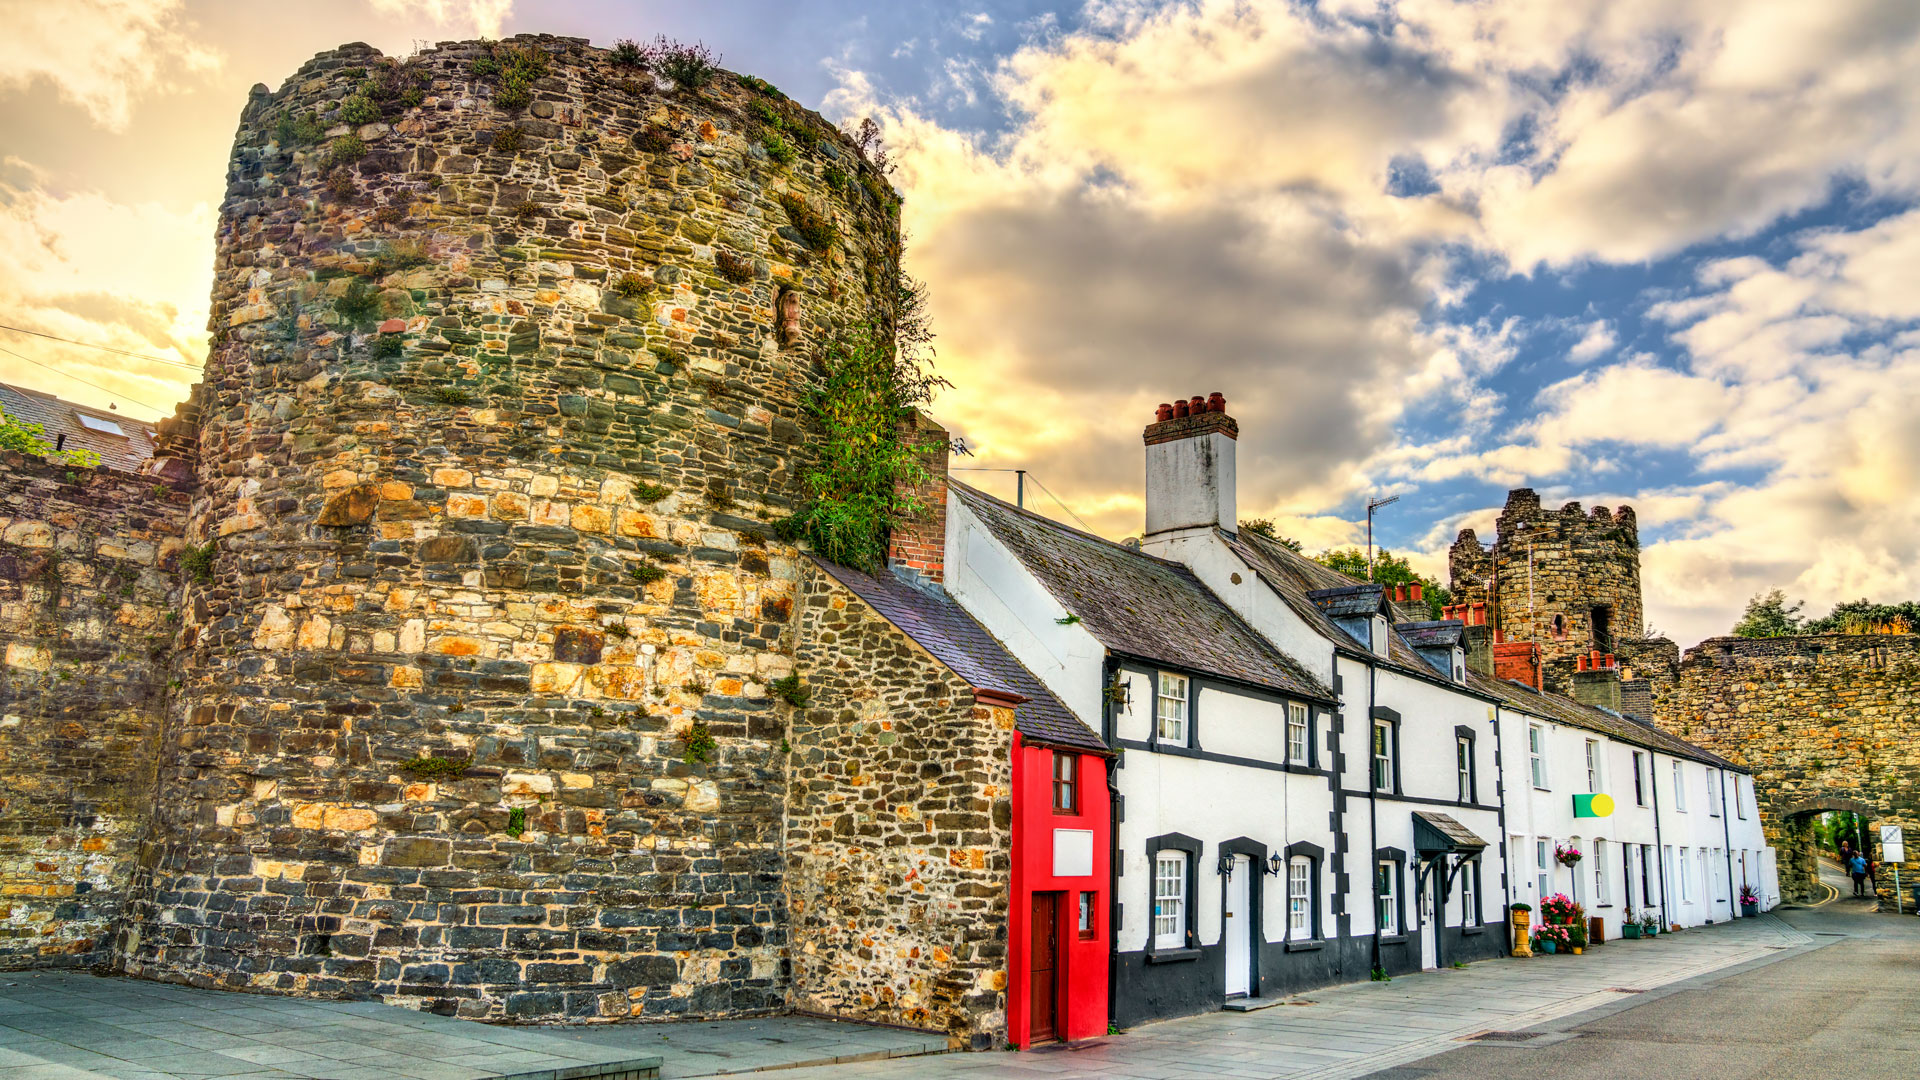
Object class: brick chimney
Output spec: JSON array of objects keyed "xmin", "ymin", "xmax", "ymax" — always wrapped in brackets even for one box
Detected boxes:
[
  {"xmin": 1144, "ymin": 392, "xmax": 1236, "ymax": 537},
  {"xmin": 1570, "ymin": 651, "xmax": 1622, "ymax": 712},
  {"xmin": 1493, "ymin": 639, "xmax": 1542, "ymax": 690},
  {"xmin": 887, "ymin": 411, "xmax": 950, "ymax": 587}
]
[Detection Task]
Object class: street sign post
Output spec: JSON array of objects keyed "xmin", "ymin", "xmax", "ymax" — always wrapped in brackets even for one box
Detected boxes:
[{"xmin": 1882, "ymin": 826, "xmax": 1905, "ymax": 914}]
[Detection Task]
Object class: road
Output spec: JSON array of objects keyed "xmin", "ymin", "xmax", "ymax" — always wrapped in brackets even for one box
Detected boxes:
[{"xmin": 1368, "ymin": 898, "xmax": 1920, "ymax": 1080}]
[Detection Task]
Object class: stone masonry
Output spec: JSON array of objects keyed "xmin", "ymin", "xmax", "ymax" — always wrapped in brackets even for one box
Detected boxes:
[
  {"xmin": 95, "ymin": 35, "xmax": 902, "ymax": 1022},
  {"xmin": 1654, "ymin": 634, "xmax": 1920, "ymax": 907},
  {"xmin": 0, "ymin": 455, "xmax": 186, "ymax": 969},
  {"xmin": 786, "ymin": 565, "xmax": 1011, "ymax": 1044},
  {"xmin": 1450, "ymin": 488, "xmax": 1656, "ymax": 695}
]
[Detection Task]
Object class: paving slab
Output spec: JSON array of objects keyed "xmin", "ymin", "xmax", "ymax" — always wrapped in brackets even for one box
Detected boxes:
[{"xmin": 0, "ymin": 974, "xmax": 949, "ymax": 1080}]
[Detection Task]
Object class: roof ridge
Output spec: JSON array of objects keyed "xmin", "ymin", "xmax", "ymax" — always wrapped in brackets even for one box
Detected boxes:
[{"xmin": 950, "ymin": 479, "xmax": 1191, "ymax": 570}]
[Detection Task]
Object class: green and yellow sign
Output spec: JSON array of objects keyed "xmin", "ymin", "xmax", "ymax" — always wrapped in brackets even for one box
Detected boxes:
[{"xmin": 1573, "ymin": 793, "xmax": 1615, "ymax": 818}]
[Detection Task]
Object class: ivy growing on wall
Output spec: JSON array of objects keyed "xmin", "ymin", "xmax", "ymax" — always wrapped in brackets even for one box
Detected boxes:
[{"xmin": 780, "ymin": 273, "xmax": 945, "ymax": 569}]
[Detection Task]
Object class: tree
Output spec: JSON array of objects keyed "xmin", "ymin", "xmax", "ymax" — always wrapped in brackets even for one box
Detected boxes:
[
  {"xmin": 1239, "ymin": 519, "xmax": 1301, "ymax": 550},
  {"xmin": 1803, "ymin": 598, "xmax": 1918, "ymax": 636},
  {"xmin": 1732, "ymin": 589, "xmax": 1805, "ymax": 638},
  {"xmin": 0, "ymin": 406, "xmax": 101, "ymax": 468},
  {"xmin": 1312, "ymin": 547, "xmax": 1451, "ymax": 619}
]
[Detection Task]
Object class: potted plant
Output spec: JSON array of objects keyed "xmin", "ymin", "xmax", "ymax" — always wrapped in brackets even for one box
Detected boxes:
[
  {"xmin": 1622, "ymin": 909, "xmax": 1642, "ymax": 939},
  {"xmin": 1509, "ymin": 903, "xmax": 1533, "ymax": 956},
  {"xmin": 1640, "ymin": 913, "xmax": 1659, "ymax": 937},
  {"xmin": 1540, "ymin": 892, "xmax": 1577, "ymax": 926},
  {"xmin": 1533, "ymin": 923, "xmax": 1569, "ymax": 954},
  {"xmin": 1568, "ymin": 917, "xmax": 1588, "ymax": 954},
  {"xmin": 1510, "ymin": 901, "xmax": 1532, "ymax": 930},
  {"xmin": 1555, "ymin": 842, "xmax": 1583, "ymax": 867},
  {"xmin": 1740, "ymin": 884, "xmax": 1760, "ymax": 917}
]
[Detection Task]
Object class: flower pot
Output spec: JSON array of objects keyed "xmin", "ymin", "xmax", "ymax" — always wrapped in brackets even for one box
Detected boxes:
[
  {"xmin": 1539, "ymin": 939, "xmax": 1557, "ymax": 954},
  {"xmin": 1570, "ymin": 946, "xmax": 1583, "ymax": 955},
  {"xmin": 1741, "ymin": 903, "xmax": 1759, "ymax": 917},
  {"xmin": 1645, "ymin": 925, "xmax": 1658, "ymax": 937},
  {"xmin": 1622, "ymin": 923, "xmax": 1642, "ymax": 939}
]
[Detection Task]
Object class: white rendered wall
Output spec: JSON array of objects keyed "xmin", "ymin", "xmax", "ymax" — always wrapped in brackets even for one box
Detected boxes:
[
  {"xmin": 1142, "ymin": 530, "xmax": 1339, "ymax": 689},
  {"xmin": 944, "ymin": 492, "xmax": 1107, "ymax": 724},
  {"xmin": 1144, "ymin": 431, "xmax": 1236, "ymax": 536}
]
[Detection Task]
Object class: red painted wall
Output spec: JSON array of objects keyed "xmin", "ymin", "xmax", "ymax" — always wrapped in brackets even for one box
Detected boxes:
[{"xmin": 1007, "ymin": 733, "xmax": 1111, "ymax": 1047}]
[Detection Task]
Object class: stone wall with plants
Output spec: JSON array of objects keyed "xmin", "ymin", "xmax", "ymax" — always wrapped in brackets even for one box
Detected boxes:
[
  {"xmin": 0, "ymin": 454, "xmax": 185, "ymax": 969},
  {"xmin": 786, "ymin": 564, "xmax": 1011, "ymax": 1046},
  {"xmin": 1654, "ymin": 633, "xmax": 1920, "ymax": 907},
  {"xmin": 120, "ymin": 34, "xmax": 903, "ymax": 1021}
]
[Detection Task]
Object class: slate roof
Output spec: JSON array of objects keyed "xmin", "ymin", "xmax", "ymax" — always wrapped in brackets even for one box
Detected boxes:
[
  {"xmin": 1309, "ymin": 584, "xmax": 1386, "ymax": 618},
  {"xmin": 1222, "ymin": 528, "xmax": 1478, "ymax": 691},
  {"xmin": 0, "ymin": 382, "xmax": 157, "ymax": 472},
  {"xmin": 1463, "ymin": 668, "xmax": 1747, "ymax": 773},
  {"xmin": 952, "ymin": 483, "xmax": 1334, "ymax": 702},
  {"xmin": 808, "ymin": 555, "xmax": 1108, "ymax": 753},
  {"xmin": 1414, "ymin": 810, "xmax": 1489, "ymax": 853},
  {"xmin": 1397, "ymin": 621, "xmax": 1465, "ymax": 650}
]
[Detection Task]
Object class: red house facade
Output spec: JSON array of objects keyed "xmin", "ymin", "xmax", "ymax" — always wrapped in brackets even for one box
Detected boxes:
[{"xmin": 1008, "ymin": 732, "xmax": 1112, "ymax": 1047}]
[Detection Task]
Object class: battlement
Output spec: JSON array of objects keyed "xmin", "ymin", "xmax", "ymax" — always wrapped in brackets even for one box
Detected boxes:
[{"xmin": 1448, "ymin": 488, "xmax": 1646, "ymax": 694}]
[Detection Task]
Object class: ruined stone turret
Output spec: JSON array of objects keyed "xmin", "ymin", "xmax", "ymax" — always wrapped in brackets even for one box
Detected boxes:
[
  {"xmin": 119, "ymin": 35, "xmax": 903, "ymax": 1022},
  {"xmin": 1448, "ymin": 488, "xmax": 1652, "ymax": 694}
]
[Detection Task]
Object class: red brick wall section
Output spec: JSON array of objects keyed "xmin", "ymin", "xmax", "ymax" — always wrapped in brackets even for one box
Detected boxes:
[
  {"xmin": 887, "ymin": 411, "xmax": 950, "ymax": 584},
  {"xmin": 1494, "ymin": 641, "xmax": 1541, "ymax": 690}
]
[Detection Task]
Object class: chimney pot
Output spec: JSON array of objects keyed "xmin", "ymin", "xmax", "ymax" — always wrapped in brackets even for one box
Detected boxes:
[
  {"xmin": 1207, "ymin": 392, "xmax": 1226, "ymax": 413},
  {"xmin": 1605, "ymin": 652, "xmax": 1616, "ymax": 668},
  {"xmin": 1156, "ymin": 403, "xmax": 1174, "ymax": 422},
  {"xmin": 1189, "ymin": 395, "xmax": 1206, "ymax": 416},
  {"xmin": 1577, "ymin": 655, "xmax": 1588, "ymax": 671},
  {"xmin": 1174, "ymin": 399, "xmax": 1190, "ymax": 418},
  {"xmin": 1410, "ymin": 583, "xmax": 1423, "ymax": 602}
]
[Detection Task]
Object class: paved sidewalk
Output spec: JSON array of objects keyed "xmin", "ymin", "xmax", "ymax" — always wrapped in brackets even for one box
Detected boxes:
[
  {"xmin": 763, "ymin": 914, "xmax": 1820, "ymax": 1080},
  {"xmin": 0, "ymin": 973, "xmax": 946, "ymax": 1080}
]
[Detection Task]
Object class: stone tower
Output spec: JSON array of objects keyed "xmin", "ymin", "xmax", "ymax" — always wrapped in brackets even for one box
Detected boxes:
[
  {"xmin": 118, "ymin": 36, "xmax": 903, "ymax": 1022},
  {"xmin": 1448, "ymin": 488, "xmax": 1651, "ymax": 694}
]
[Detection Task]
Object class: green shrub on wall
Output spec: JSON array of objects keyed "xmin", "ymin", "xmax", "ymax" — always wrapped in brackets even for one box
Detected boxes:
[{"xmin": 781, "ymin": 276, "xmax": 945, "ymax": 570}]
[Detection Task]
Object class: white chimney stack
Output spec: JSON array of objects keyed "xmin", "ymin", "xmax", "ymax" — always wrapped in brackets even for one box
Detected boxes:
[{"xmin": 1143, "ymin": 392, "xmax": 1237, "ymax": 537}]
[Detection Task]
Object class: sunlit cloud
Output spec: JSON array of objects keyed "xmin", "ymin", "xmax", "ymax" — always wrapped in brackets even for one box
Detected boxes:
[{"xmin": 0, "ymin": 0, "xmax": 221, "ymax": 131}]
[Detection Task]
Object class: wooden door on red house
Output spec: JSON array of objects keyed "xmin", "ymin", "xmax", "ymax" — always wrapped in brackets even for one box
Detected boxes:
[{"xmin": 1029, "ymin": 892, "xmax": 1059, "ymax": 1041}]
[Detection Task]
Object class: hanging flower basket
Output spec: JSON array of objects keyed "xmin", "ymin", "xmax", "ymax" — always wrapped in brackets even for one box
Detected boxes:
[{"xmin": 1555, "ymin": 842, "xmax": 1583, "ymax": 867}]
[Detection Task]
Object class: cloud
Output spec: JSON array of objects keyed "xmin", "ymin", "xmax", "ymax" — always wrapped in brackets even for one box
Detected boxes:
[
  {"xmin": 367, "ymin": 0, "xmax": 513, "ymax": 39},
  {"xmin": 1566, "ymin": 320, "xmax": 1617, "ymax": 364},
  {"xmin": 0, "ymin": 0, "xmax": 221, "ymax": 131},
  {"xmin": 0, "ymin": 158, "xmax": 209, "ymax": 417}
]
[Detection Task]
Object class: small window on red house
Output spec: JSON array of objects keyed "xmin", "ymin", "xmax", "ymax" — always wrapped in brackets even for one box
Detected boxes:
[
  {"xmin": 1078, "ymin": 890, "xmax": 1096, "ymax": 939},
  {"xmin": 1052, "ymin": 753, "xmax": 1077, "ymax": 813}
]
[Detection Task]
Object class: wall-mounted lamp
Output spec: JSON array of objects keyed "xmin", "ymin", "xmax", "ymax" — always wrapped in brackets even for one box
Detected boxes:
[
  {"xmin": 1218, "ymin": 852, "xmax": 1235, "ymax": 879},
  {"xmin": 1267, "ymin": 852, "xmax": 1285, "ymax": 876}
]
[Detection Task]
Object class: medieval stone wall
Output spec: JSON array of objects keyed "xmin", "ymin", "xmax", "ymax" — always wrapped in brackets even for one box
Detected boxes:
[
  {"xmin": 786, "ymin": 565, "xmax": 1011, "ymax": 1045},
  {"xmin": 118, "ymin": 35, "xmax": 900, "ymax": 1021},
  {"xmin": 1450, "ymin": 488, "xmax": 1650, "ymax": 694},
  {"xmin": 1655, "ymin": 634, "xmax": 1920, "ymax": 907},
  {"xmin": 0, "ymin": 455, "xmax": 185, "ymax": 969}
]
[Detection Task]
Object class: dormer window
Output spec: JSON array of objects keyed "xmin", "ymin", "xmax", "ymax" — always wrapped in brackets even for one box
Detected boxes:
[{"xmin": 1370, "ymin": 615, "xmax": 1389, "ymax": 658}]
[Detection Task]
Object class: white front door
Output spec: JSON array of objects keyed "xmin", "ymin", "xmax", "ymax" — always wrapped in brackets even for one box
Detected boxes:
[
  {"xmin": 1419, "ymin": 865, "xmax": 1440, "ymax": 970},
  {"xmin": 1224, "ymin": 855, "xmax": 1251, "ymax": 997}
]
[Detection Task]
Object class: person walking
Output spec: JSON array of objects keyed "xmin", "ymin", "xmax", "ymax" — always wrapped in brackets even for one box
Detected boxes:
[{"xmin": 1850, "ymin": 852, "xmax": 1869, "ymax": 897}]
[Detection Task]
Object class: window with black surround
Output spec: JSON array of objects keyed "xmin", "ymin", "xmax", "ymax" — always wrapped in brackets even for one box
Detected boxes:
[
  {"xmin": 1454, "ymin": 725, "xmax": 1477, "ymax": 803},
  {"xmin": 1287, "ymin": 702, "xmax": 1311, "ymax": 766},
  {"xmin": 1375, "ymin": 847, "xmax": 1407, "ymax": 939},
  {"xmin": 1371, "ymin": 708, "xmax": 1401, "ymax": 793},
  {"xmin": 1285, "ymin": 840, "xmax": 1324, "ymax": 946},
  {"xmin": 1052, "ymin": 752, "xmax": 1077, "ymax": 813},
  {"xmin": 1155, "ymin": 672, "xmax": 1191, "ymax": 748},
  {"xmin": 1459, "ymin": 857, "xmax": 1480, "ymax": 926},
  {"xmin": 1145, "ymin": 833, "xmax": 1202, "ymax": 959}
]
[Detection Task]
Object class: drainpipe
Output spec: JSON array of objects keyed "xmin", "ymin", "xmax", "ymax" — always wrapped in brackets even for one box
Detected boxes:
[
  {"xmin": 1367, "ymin": 660, "xmax": 1381, "ymax": 976},
  {"xmin": 1719, "ymin": 768, "xmax": 1737, "ymax": 919},
  {"xmin": 1651, "ymin": 751, "xmax": 1670, "ymax": 929},
  {"xmin": 1102, "ymin": 655, "xmax": 1122, "ymax": 1032}
]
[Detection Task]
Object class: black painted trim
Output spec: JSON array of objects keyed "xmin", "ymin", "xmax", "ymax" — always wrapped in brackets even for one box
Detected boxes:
[
  {"xmin": 1373, "ymin": 847, "xmax": 1408, "ymax": 937},
  {"xmin": 1144, "ymin": 832, "xmax": 1203, "ymax": 959},
  {"xmin": 1340, "ymin": 789, "xmax": 1502, "ymax": 813},
  {"xmin": 1111, "ymin": 649, "xmax": 1339, "ymax": 708},
  {"xmin": 1116, "ymin": 738, "xmax": 1333, "ymax": 777},
  {"xmin": 1282, "ymin": 840, "xmax": 1325, "ymax": 942},
  {"xmin": 1454, "ymin": 724, "xmax": 1478, "ymax": 805}
]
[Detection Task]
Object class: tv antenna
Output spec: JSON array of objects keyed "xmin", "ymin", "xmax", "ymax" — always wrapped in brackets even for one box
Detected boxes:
[{"xmin": 1366, "ymin": 494, "xmax": 1399, "ymax": 579}]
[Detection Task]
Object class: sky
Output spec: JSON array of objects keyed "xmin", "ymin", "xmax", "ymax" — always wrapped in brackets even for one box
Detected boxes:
[{"xmin": 3, "ymin": 0, "xmax": 1918, "ymax": 648}]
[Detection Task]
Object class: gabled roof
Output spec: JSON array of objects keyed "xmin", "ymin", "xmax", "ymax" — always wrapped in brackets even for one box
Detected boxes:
[
  {"xmin": 1221, "ymin": 528, "xmax": 1487, "ymax": 694},
  {"xmin": 1463, "ymin": 668, "xmax": 1746, "ymax": 773},
  {"xmin": 952, "ymin": 483, "xmax": 1334, "ymax": 702},
  {"xmin": 0, "ymin": 382, "xmax": 158, "ymax": 472},
  {"xmin": 808, "ymin": 555, "xmax": 1108, "ymax": 753},
  {"xmin": 1309, "ymin": 584, "xmax": 1386, "ymax": 618},
  {"xmin": 1397, "ymin": 621, "xmax": 1465, "ymax": 650}
]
